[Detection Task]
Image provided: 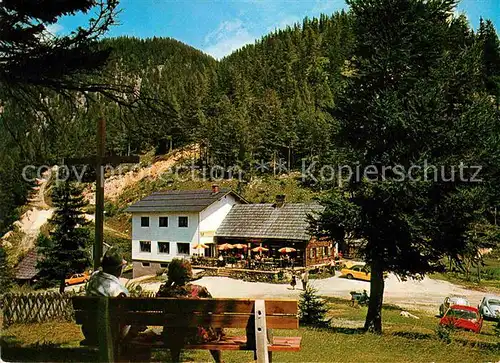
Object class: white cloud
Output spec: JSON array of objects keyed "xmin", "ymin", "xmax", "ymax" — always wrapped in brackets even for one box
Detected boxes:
[
  {"xmin": 204, "ymin": 19, "xmax": 257, "ymax": 59},
  {"xmin": 45, "ymin": 23, "xmax": 63, "ymax": 35},
  {"xmin": 311, "ymin": 0, "xmax": 346, "ymax": 14},
  {"xmin": 267, "ymin": 15, "xmax": 301, "ymax": 33}
]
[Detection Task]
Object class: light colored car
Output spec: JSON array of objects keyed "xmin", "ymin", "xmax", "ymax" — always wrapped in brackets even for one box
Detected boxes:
[
  {"xmin": 340, "ymin": 265, "xmax": 387, "ymax": 282},
  {"xmin": 439, "ymin": 295, "xmax": 469, "ymax": 317},
  {"xmin": 478, "ymin": 295, "xmax": 500, "ymax": 321},
  {"xmin": 341, "ymin": 265, "xmax": 371, "ymax": 281}
]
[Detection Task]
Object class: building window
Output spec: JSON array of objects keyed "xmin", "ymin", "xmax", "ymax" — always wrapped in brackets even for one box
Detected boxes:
[
  {"xmin": 178, "ymin": 216, "xmax": 188, "ymax": 228},
  {"xmin": 158, "ymin": 241, "xmax": 170, "ymax": 254},
  {"xmin": 141, "ymin": 262, "xmax": 150, "ymax": 267},
  {"xmin": 310, "ymin": 248, "xmax": 316, "ymax": 259},
  {"xmin": 177, "ymin": 242, "xmax": 190, "ymax": 255},
  {"xmin": 324, "ymin": 246, "xmax": 330, "ymax": 256},
  {"xmin": 141, "ymin": 216, "xmax": 149, "ymax": 227},
  {"xmin": 140, "ymin": 241, "xmax": 151, "ymax": 253},
  {"xmin": 159, "ymin": 216, "xmax": 168, "ymax": 227},
  {"xmin": 160, "ymin": 263, "xmax": 169, "ymax": 268}
]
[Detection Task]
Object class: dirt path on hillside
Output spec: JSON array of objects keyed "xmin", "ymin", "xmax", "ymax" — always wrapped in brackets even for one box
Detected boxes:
[
  {"xmin": 137, "ymin": 274, "xmax": 489, "ymax": 314},
  {"xmin": 82, "ymin": 145, "xmax": 199, "ymax": 204},
  {"xmin": 2, "ymin": 174, "xmax": 55, "ymax": 253}
]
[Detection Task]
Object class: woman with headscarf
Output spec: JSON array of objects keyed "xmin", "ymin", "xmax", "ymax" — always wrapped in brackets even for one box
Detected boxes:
[{"xmin": 156, "ymin": 259, "xmax": 225, "ymax": 363}]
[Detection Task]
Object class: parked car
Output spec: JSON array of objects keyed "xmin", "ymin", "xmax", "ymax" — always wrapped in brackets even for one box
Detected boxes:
[
  {"xmin": 341, "ymin": 265, "xmax": 371, "ymax": 281},
  {"xmin": 340, "ymin": 265, "xmax": 387, "ymax": 281},
  {"xmin": 439, "ymin": 305, "xmax": 483, "ymax": 333},
  {"xmin": 478, "ymin": 295, "xmax": 500, "ymax": 321},
  {"xmin": 65, "ymin": 272, "xmax": 89, "ymax": 286},
  {"xmin": 439, "ymin": 295, "xmax": 470, "ymax": 317}
]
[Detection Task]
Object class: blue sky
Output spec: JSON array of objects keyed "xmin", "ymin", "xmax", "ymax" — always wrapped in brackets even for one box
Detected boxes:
[{"xmin": 56, "ymin": 0, "xmax": 500, "ymax": 59}]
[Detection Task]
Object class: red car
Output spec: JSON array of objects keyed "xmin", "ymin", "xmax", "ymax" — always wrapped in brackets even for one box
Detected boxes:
[{"xmin": 439, "ymin": 305, "xmax": 483, "ymax": 333}]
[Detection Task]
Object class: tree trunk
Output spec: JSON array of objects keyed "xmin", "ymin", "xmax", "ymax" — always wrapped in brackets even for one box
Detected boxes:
[
  {"xmin": 364, "ymin": 260, "xmax": 384, "ymax": 334},
  {"xmin": 59, "ymin": 279, "xmax": 65, "ymax": 293}
]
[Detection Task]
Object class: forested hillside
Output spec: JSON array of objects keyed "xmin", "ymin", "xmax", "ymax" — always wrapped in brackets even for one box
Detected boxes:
[
  {"xmin": 205, "ymin": 12, "xmax": 353, "ymax": 170},
  {"xmin": 1, "ymin": 10, "xmax": 499, "ymax": 235},
  {"xmin": 0, "ymin": 11, "xmax": 354, "ymax": 234}
]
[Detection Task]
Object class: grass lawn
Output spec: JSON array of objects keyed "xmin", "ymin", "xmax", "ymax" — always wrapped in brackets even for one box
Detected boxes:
[
  {"xmin": 1, "ymin": 297, "xmax": 499, "ymax": 362},
  {"xmin": 430, "ymin": 256, "xmax": 500, "ymax": 293}
]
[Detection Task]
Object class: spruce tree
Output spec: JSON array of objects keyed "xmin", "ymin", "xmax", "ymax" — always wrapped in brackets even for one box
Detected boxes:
[
  {"xmin": 0, "ymin": 0, "xmax": 119, "ymax": 97},
  {"xmin": 315, "ymin": 0, "xmax": 500, "ymax": 333},
  {"xmin": 298, "ymin": 286, "xmax": 329, "ymax": 327},
  {"xmin": 37, "ymin": 181, "xmax": 91, "ymax": 292},
  {"xmin": 0, "ymin": 246, "xmax": 12, "ymax": 294},
  {"xmin": 478, "ymin": 18, "xmax": 500, "ymax": 107}
]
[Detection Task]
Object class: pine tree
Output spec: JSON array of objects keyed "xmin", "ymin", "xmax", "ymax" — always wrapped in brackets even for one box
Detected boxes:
[
  {"xmin": 0, "ymin": 0, "xmax": 119, "ymax": 98},
  {"xmin": 0, "ymin": 246, "xmax": 12, "ymax": 294},
  {"xmin": 37, "ymin": 181, "xmax": 91, "ymax": 292},
  {"xmin": 478, "ymin": 18, "xmax": 500, "ymax": 107},
  {"xmin": 298, "ymin": 286, "xmax": 329, "ymax": 327}
]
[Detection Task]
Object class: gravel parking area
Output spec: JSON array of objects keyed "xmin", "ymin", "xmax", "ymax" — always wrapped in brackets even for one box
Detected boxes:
[{"xmin": 135, "ymin": 273, "xmax": 489, "ymax": 314}]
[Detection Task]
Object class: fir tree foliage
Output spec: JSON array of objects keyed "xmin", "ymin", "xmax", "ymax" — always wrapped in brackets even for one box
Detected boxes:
[
  {"xmin": 37, "ymin": 181, "xmax": 91, "ymax": 292},
  {"xmin": 0, "ymin": 0, "xmax": 120, "ymax": 98},
  {"xmin": 314, "ymin": 0, "xmax": 500, "ymax": 333},
  {"xmin": 298, "ymin": 286, "xmax": 330, "ymax": 327},
  {"xmin": 478, "ymin": 18, "xmax": 500, "ymax": 107},
  {"xmin": 0, "ymin": 246, "xmax": 12, "ymax": 294}
]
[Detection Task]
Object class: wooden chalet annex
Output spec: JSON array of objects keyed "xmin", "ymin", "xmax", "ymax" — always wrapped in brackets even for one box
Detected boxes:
[{"xmin": 215, "ymin": 196, "xmax": 336, "ymax": 267}]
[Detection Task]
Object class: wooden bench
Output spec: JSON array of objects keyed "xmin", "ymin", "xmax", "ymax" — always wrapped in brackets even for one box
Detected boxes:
[{"xmin": 72, "ymin": 296, "xmax": 301, "ymax": 362}]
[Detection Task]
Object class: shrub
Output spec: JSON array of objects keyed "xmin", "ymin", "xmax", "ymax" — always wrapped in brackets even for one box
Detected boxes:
[
  {"xmin": 298, "ymin": 286, "xmax": 330, "ymax": 327},
  {"xmin": 435, "ymin": 324, "xmax": 453, "ymax": 344},
  {"xmin": 104, "ymin": 202, "xmax": 120, "ymax": 217},
  {"xmin": 125, "ymin": 282, "xmax": 154, "ymax": 297},
  {"xmin": 277, "ymin": 270, "xmax": 284, "ymax": 280},
  {"xmin": 0, "ymin": 246, "xmax": 12, "ymax": 294}
]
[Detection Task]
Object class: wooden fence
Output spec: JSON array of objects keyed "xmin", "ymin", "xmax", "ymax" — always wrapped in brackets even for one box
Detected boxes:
[{"xmin": 2, "ymin": 292, "xmax": 75, "ymax": 328}]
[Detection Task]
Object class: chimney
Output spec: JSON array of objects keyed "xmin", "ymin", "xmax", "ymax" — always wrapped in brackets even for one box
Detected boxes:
[
  {"xmin": 275, "ymin": 194, "xmax": 286, "ymax": 208},
  {"xmin": 211, "ymin": 184, "xmax": 220, "ymax": 194}
]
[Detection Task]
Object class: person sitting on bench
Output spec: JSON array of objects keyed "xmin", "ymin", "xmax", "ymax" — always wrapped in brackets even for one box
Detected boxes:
[
  {"xmin": 81, "ymin": 247, "xmax": 130, "ymax": 345},
  {"xmin": 156, "ymin": 259, "xmax": 225, "ymax": 363}
]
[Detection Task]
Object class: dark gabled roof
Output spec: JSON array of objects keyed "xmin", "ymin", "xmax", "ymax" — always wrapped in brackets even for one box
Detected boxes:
[
  {"xmin": 15, "ymin": 248, "xmax": 40, "ymax": 280},
  {"xmin": 125, "ymin": 189, "xmax": 245, "ymax": 213},
  {"xmin": 215, "ymin": 203, "xmax": 324, "ymax": 241}
]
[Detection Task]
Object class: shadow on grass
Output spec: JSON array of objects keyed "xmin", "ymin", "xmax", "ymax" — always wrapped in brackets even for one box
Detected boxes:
[
  {"xmin": 392, "ymin": 331, "xmax": 433, "ymax": 340},
  {"xmin": 454, "ymin": 338, "xmax": 500, "ymax": 352},
  {"xmin": 303, "ymin": 324, "xmax": 365, "ymax": 335},
  {"xmin": 329, "ymin": 326, "xmax": 366, "ymax": 334},
  {"xmin": 2, "ymin": 336, "xmax": 208, "ymax": 363},
  {"xmin": 1, "ymin": 343, "xmax": 98, "ymax": 362},
  {"xmin": 152, "ymin": 349, "xmax": 201, "ymax": 362}
]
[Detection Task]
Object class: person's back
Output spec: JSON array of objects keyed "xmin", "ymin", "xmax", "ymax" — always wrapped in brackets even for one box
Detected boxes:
[
  {"xmin": 86, "ymin": 270, "xmax": 129, "ymax": 297},
  {"xmin": 81, "ymin": 248, "xmax": 129, "ymax": 345},
  {"xmin": 157, "ymin": 259, "xmax": 224, "ymax": 363}
]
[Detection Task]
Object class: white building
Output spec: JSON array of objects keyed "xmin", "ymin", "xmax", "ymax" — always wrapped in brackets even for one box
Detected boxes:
[{"xmin": 126, "ymin": 185, "xmax": 245, "ymax": 277}]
